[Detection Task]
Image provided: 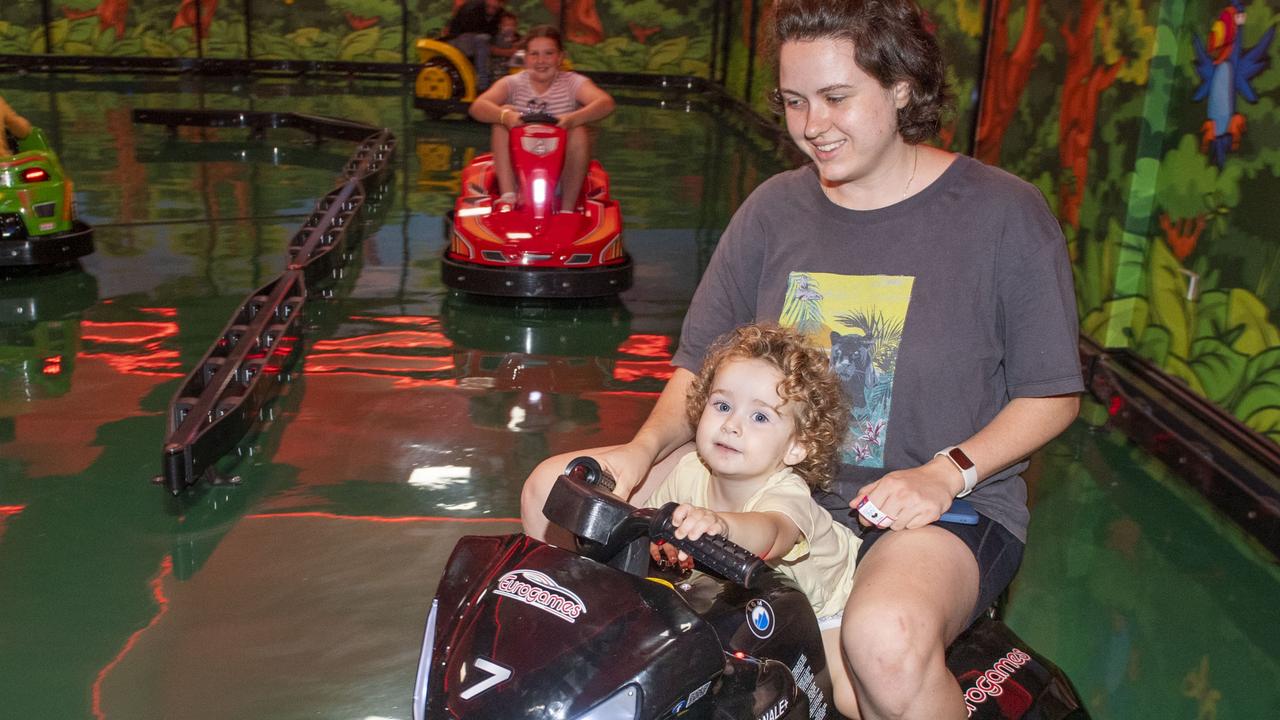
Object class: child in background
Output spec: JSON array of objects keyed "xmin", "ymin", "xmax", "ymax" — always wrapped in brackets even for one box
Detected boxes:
[
  {"xmin": 491, "ymin": 11, "xmax": 522, "ymax": 75},
  {"xmin": 0, "ymin": 95, "xmax": 33, "ymax": 156},
  {"xmin": 644, "ymin": 322, "xmax": 861, "ymax": 712}
]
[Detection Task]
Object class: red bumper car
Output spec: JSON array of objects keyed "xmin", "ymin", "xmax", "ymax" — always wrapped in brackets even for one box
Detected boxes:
[{"xmin": 441, "ymin": 114, "xmax": 631, "ymax": 298}]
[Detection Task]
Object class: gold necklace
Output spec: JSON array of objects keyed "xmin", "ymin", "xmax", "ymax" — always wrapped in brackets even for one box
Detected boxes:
[{"xmin": 902, "ymin": 145, "xmax": 919, "ymax": 199}]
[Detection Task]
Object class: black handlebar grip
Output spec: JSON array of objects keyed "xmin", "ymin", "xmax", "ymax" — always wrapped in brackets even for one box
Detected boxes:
[
  {"xmin": 651, "ymin": 502, "xmax": 767, "ymax": 588},
  {"xmin": 520, "ymin": 110, "xmax": 559, "ymax": 125},
  {"xmin": 564, "ymin": 456, "xmax": 616, "ymax": 493}
]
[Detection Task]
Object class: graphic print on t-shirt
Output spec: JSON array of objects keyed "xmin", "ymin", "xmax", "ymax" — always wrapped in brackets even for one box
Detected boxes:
[{"xmin": 780, "ymin": 272, "xmax": 913, "ymax": 468}]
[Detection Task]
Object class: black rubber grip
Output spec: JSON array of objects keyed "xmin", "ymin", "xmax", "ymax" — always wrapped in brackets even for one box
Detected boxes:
[
  {"xmin": 563, "ymin": 456, "xmax": 616, "ymax": 493},
  {"xmin": 521, "ymin": 111, "xmax": 558, "ymax": 125},
  {"xmin": 651, "ymin": 503, "xmax": 767, "ymax": 588}
]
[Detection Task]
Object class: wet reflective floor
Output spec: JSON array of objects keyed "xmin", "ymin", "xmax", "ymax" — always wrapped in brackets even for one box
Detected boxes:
[{"xmin": 0, "ymin": 74, "xmax": 1276, "ymax": 719}]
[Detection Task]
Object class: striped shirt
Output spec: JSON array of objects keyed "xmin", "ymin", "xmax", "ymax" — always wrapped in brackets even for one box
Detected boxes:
[{"xmin": 506, "ymin": 71, "xmax": 587, "ymax": 118}]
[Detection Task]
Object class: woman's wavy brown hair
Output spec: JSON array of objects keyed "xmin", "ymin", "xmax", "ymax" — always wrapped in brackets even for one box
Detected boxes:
[
  {"xmin": 767, "ymin": 0, "xmax": 952, "ymax": 144},
  {"xmin": 687, "ymin": 323, "xmax": 849, "ymax": 489}
]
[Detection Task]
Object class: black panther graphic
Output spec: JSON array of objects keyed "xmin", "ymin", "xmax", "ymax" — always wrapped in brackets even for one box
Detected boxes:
[{"xmin": 830, "ymin": 330, "xmax": 878, "ymax": 410}]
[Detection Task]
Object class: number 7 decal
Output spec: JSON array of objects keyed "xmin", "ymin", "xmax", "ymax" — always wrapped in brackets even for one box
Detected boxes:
[{"xmin": 459, "ymin": 657, "xmax": 512, "ymax": 700}]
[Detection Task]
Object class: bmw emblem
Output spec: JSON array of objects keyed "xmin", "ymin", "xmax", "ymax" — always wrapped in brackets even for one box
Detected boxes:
[{"xmin": 746, "ymin": 598, "xmax": 775, "ymax": 639}]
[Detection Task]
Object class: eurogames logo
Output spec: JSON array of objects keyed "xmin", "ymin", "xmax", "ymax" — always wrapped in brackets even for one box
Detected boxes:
[
  {"xmin": 494, "ymin": 569, "xmax": 587, "ymax": 623},
  {"xmin": 961, "ymin": 647, "xmax": 1033, "ymax": 717}
]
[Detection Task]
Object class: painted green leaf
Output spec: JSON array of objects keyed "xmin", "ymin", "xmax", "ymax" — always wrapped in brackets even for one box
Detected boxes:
[
  {"xmin": 1232, "ymin": 348, "xmax": 1280, "ymax": 420},
  {"xmin": 679, "ymin": 59, "xmax": 709, "ymax": 77},
  {"xmin": 65, "ymin": 19, "xmax": 95, "ymax": 45},
  {"xmin": 110, "ymin": 39, "xmax": 146, "ymax": 57},
  {"xmin": 288, "ymin": 27, "xmax": 324, "ymax": 47},
  {"xmin": 1223, "ymin": 289, "xmax": 1280, "ymax": 356},
  {"xmin": 94, "ymin": 26, "xmax": 116, "ymax": 53},
  {"xmin": 47, "ymin": 18, "xmax": 69, "ymax": 48},
  {"xmin": 593, "ymin": 37, "xmax": 632, "ymax": 58},
  {"xmin": 1082, "ymin": 296, "xmax": 1149, "ymax": 347},
  {"xmin": 1136, "ymin": 322, "xmax": 1172, "ymax": 365},
  {"xmin": 1145, "ymin": 238, "xmax": 1191, "ymax": 358},
  {"xmin": 646, "ymin": 37, "xmax": 688, "ymax": 71},
  {"xmin": 1242, "ymin": 407, "xmax": 1280, "ymax": 445},
  {"xmin": 338, "ymin": 27, "xmax": 380, "ymax": 61},
  {"xmin": 1187, "ymin": 337, "xmax": 1248, "ymax": 404},
  {"xmin": 255, "ymin": 36, "xmax": 303, "ymax": 60},
  {"xmin": 1161, "ymin": 354, "xmax": 1205, "ymax": 395},
  {"xmin": 144, "ymin": 36, "xmax": 177, "ymax": 57},
  {"xmin": 377, "ymin": 27, "xmax": 402, "ymax": 52},
  {"xmin": 1193, "ymin": 287, "xmax": 1280, "ymax": 361},
  {"xmin": 1193, "ymin": 289, "xmax": 1231, "ymax": 344}
]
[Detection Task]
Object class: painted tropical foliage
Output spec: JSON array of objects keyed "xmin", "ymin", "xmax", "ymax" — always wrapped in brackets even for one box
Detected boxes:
[
  {"xmin": 964, "ymin": 0, "xmax": 1280, "ymax": 444},
  {"xmin": 0, "ymin": 0, "xmax": 720, "ymax": 68}
]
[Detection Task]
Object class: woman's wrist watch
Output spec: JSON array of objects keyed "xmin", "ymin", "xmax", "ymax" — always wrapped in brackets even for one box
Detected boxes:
[{"xmin": 935, "ymin": 446, "xmax": 978, "ymax": 497}]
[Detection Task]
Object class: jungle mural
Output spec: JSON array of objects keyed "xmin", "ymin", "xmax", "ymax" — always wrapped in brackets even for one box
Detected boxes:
[
  {"xmin": 963, "ymin": 0, "xmax": 1280, "ymax": 447},
  {"xmin": 0, "ymin": 0, "xmax": 721, "ymax": 71}
]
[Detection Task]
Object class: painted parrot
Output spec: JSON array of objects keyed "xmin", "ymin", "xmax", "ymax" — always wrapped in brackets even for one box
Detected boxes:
[{"xmin": 1192, "ymin": 1, "xmax": 1275, "ymax": 166}]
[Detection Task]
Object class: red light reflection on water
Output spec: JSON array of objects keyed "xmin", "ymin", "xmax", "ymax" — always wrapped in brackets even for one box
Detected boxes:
[
  {"xmin": 303, "ymin": 352, "xmax": 455, "ymax": 375},
  {"xmin": 616, "ymin": 334, "xmax": 673, "ymax": 359},
  {"xmin": 78, "ymin": 350, "xmax": 183, "ymax": 376},
  {"xmin": 310, "ymin": 330, "xmax": 452, "ymax": 352},
  {"xmin": 612, "ymin": 361, "xmax": 674, "ymax": 383},
  {"xmin": 348, "ymin": 314, "xmax": 440, "ymax": 326},
  {"xmin": 0, "ymin": 504, "xmax": 24, "ymax": 543},
  {"xmin": 79, "ymin": 318, "xmax": 184, "ymax": 376},
  {"xmin": 80, "ymin": 320, "xmax": 178, "ymax": 345},
  {"xmin": 91, "ymin": 556, "xmax": 173, "ymax": 720}
]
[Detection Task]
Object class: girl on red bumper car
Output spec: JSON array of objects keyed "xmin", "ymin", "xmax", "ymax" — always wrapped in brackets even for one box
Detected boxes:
[{"xmin": 469, "ymin": 25, "xmax": 615, "ymax": 213}]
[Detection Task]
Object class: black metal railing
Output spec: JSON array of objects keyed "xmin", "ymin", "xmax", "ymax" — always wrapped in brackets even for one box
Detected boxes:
[{"xmin": 134, "ymin": 108, "xmax": 397, "ymax": 495}]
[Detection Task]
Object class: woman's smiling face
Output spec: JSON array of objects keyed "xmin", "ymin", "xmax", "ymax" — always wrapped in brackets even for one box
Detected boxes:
[{"xmin": 778, "ymin": 38, "xmax": 909, "ymax": 198}]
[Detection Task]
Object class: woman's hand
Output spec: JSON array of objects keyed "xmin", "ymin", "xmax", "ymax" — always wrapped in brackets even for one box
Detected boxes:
[
  {"xmin": 851, "ymin": 456, "xmax": 963, "ymax": 531},
  {"xmin": 589, "ymin": 442, "xmax": 658, "ymax": 500}
]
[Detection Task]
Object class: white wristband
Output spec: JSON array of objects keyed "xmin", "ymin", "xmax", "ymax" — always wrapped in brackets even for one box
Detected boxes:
[{"xmin": 936, "ymin": 446, "xmax": 978, "ymax": 497}]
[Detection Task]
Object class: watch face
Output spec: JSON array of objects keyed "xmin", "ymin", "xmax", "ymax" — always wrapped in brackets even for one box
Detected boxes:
[{"xmin": 948, "ymin": 447, "xmax": 975, "ymax": 471}]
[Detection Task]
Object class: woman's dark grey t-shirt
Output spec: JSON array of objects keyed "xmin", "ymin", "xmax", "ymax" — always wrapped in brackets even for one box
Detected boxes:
[{"xmin": 673, "ymin": 155, "xmax": 1084, "ymax": 542}]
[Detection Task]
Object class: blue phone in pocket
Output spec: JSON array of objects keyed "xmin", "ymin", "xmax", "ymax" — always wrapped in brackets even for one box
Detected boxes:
[{"xmin": 940, "ymin": 499, "xmax": 980, "ymax": 525}]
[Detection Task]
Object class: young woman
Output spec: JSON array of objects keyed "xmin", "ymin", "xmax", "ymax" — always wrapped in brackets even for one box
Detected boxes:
[
  {"xmin": 520, "ymin": 2, "xmax": 1082, "ymax": 717},
  {"xmin": 468, "ymin": 25, "xmax": 615, "ymax": 213}
]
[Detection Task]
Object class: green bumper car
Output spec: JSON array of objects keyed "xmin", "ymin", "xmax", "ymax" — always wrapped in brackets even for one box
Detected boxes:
[{"xmin": 1, "ymin": 127, "xmax": 94, "ymax": 267}]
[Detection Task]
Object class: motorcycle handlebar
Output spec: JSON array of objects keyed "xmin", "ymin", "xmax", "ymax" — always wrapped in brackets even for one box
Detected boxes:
[
  {"xmin": 520, "ymin": 111, "xmax": 559, "ymax": 125},
  {"xmin": 650, "ymin": 502, "xmax": 768, "ymax": 589},
  {"xmin": 563, "ymin": 456, "xmax": 616, "ymax": 493}
]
